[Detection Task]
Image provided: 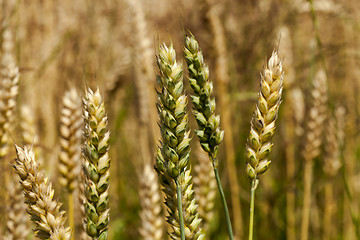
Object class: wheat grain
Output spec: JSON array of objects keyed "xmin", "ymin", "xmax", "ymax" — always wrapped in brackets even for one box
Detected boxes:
[
  {"xmin": 13, "ymin": 145, "xmax": 71, "ymax": 240},
  {"xmin": 139, "ymin": 164, "xmax": 164, "ymax": 240},
  {"xmin": 82, "ymin": 87, "xmax": 111, "ymax": 240}
]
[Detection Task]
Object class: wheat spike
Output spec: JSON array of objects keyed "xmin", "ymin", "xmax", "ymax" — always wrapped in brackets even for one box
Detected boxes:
[
  {"xmin": 4, "ymin": 179, "xmax": 30, "ymax": 240},
  {"xmin": 13, "ymin": 145, "xmax": 71, "ymax": 240},
  {"xmin": 82, "ymin": 87, "xmax": 111, "ymax": 239},
  {"xmin": 245, "ymin": 51, "xmax": 284, "ymax": 180},
  {"xmin": 158, "ymin": 168, "xmax": 204, "ymax": 240},
  {"xmin": 193, "ymin": 145, "xmax": 217, "ymax": 232},
  {"xmin": 301, "ymin": 69, "xmax": 328, "ymax": 240},
  {"xmin": 184, "ymin": 34, "xmax": 224, "ymax": 166},
  {"xmin": 59, "ymin": 88, "xmax": 83, "ymax": 192},
  {"xmin": 0, "ymin": 29, "xmax": 19, "ymax": 159},
  {"xmin": 139, "ymin": 164, "xmax": 164, "ymax": 240},
  {"xmin": 302, "ymin": 69, "xmax": 328, "ymax": 162},
  {"xmin": 78, "ymin": 164, "xmax": 92, "ymax": 240},
  {"xmin": 155, "ymin": 42, "xmax": 205, "ymax": 239}
]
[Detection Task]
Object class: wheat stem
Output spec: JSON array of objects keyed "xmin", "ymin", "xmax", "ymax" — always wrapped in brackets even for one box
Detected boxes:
[
  {"xmin": 301, "ymin": 161, "xmax": 313, "ymax": 240},
  {"xmin": 213, "ymin": 165, "xmax": 233, "ymax": 240},
  {"xmin": 248, "ymin": 180, "xmax": 258, "ymax": 240},
  {"xmin": 176, "ymin": 180, "xmax": 186, "ymax": 240},
  {"xmin": 68, "ymin": 193, "xmax": 74, "ymax": 240}
]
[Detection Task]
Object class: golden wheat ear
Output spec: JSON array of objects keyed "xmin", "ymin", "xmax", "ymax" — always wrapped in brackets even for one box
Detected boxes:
[
  {"xmin": 246, "ymin": 51, "xmax": 284, "ymax": 240},
  {"xmin": 139, "ymin": 164, "xmax": 164, "ymax": 240},
  {"xmin": 13, "ymin": 145, "xmax": 71, "ymax": 240}
]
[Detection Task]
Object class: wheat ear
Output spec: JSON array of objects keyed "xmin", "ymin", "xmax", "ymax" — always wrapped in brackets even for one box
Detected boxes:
[
  {"xmin": 0, "ymin": 29, "xmax": 19, "ymax": 159},
  {"xmin": 59, "ymin": 88, "xmax": 83, "ymax": 239},
  {"xmin": 4, "ymin": 179, "xmax": 30, "ymax": 240},
  {"xmin": 1, "ymin": 28, "xmax": 20, "ymax": 230},
  {"xmin": 246, "ymin": 51, "xmax": 283, "ymax": 240},
  {"xmin": 300, "ymin": 69, "xmax": 328, "ymax": 240},
  {"xmin": 82, "ymin": 87, "xmax": 111, "ymax": 240},
  {"xmin": 184, "ymin": 34, "xmax": 234, "ymax": 239},
  {"xmin": 154, "ymin": 42, "xmax": 204, "ymax": 240},
  {"xmin": 139, "ymin": 164, "xmax": 164, "ymax": 240},
  {"xmin": 13, "ymin": 145, "xmax": 71, "ymax": 240}
]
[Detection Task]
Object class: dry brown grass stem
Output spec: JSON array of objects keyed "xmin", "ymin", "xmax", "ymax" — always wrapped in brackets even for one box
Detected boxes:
[
  {"xmin": 139, "ymin": 164, "xmax": 164, "ymax": 240},
  {"xmin": 13, "ymin": 145, "xmax": 71, "ymax": 240},
  {"xmin": 301, "ymin": 69, "xmax": 328, "ymax": 240},
  {"xmin": 322, "ymin": 110, "xmax": 343, "ymax": 240},
  {"xmin": 125, "ymin": 0, "xmax": 158, "ymax": 166},
  {"xmin": 4, "ymin": 179, "xmax": 30, "ymax": 240},
  {"xmin": 205, "ymin": 1, "xmax": 243, "ymax": 238},
  {"xmin": 193, "ymin": 145, "xmax": 217, "ymax": 232}
]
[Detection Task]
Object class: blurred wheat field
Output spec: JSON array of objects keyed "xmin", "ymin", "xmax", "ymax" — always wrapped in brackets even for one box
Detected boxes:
[{"xmin": 1, "ymin": 0, "xmax": 360, "ymax": 239}]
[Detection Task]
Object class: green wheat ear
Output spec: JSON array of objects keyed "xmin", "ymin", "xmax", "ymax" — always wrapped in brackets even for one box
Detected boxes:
[
  {"xmin": 184, "ymin": 33, "xmax": 224, "ymax": 167},
  {"xmin": 154, "ymin": 42, "xmax": 205, "ymax": 240},
  {"xmin": 82, "ymin": 87, "xmax": 111, "ymax": 240}
]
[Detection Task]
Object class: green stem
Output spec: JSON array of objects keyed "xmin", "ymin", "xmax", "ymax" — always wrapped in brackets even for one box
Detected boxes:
[
  {"xmin": 249, "ymin": 179, "xmax": 258, "ymax": 240},
  {"xmin": 176, "ymin": 180, "xmax": 186, "ymax": 240},
  {"xmin": 213, "ymin": 166, "xmax": 234, "ymax": 240}
]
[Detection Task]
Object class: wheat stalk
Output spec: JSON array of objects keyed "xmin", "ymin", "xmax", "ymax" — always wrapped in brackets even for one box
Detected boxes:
[
  {"xmin": 13, "ymin": 145, "xmax": 71, "ymax": 240},
  {"xmin": 139, "ymin": 164, "xmax": 164, "ymax": 240},
  {"xmin": 245, "ymin": 51, "xmax": 283, "ymax": 240},
  {"xmin": 300, "ymin": 69, "xmax": 328, "ymax": 240},
  {"xmin": 193, "ymin": 144, "xmax": 216, "ymax": 232},
  {"xmin": 82, "ymin": 87, "xmax": 111, "ymax": 240},
  {"xmin": 322, "ymin": 108, "xmax": 343, "ymax": 240},
  {"xmin": 154, "ymin": 42, "xmax": 204, "ymax": 240}
]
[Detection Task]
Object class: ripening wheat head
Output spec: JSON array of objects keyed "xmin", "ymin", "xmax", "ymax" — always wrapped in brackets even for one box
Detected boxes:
[
  {"xmin": 184, "ymin": 34, "xmax": 224, "ymax": 166},
  {"xmin": 154, "ymin": 43, "xmax": 204, "ymax": 240},
  {"xmin": 82, "ymin": 87, "xmax": 111, "ymax": 239},
  {"xmin": 303, "ymin": 69, "xmax": 328, "ymax": 162},
  {"xmin": 0, "ymin": 29, "xmax": 19, "ymax": 158},
  {"xmin": 4, "ymin": 179, "xmax": 30, "ymax": 240},
  {"xmin": 139, "ymin": 164, "xmax": 164, "ymax": 240},
  {"xmin": 245, "ymin": 51, "xmax": 284, "ymax": 180},
  {"xmin": 193, "ymin": 146, "xmax": 216, "ymax": 231},
  {"xmin": 13, "ymin": 145, "xmax": 71, "ymax": 240},
  {"xmin": 59, "ymin": 88, "xmax": 83, "ymax": 192}
]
